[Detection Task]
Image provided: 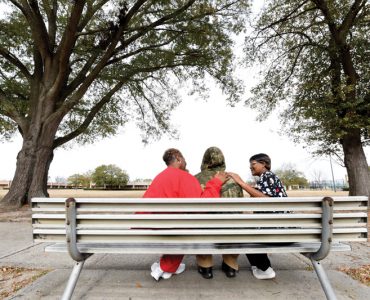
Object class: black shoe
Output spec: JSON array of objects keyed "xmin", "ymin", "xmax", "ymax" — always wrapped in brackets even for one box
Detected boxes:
[
  {"xmin": 198, "ymin": 266, "xmax": 213, "ymax": 279},
  {"xmin": 222, "ymin": 261, "xmax": 236, "ymax": 278}
]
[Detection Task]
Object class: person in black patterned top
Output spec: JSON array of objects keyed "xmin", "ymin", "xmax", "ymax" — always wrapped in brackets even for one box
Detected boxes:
[
  {"xmin": 256, "ymin": 170, "xmax": 287, "ymax": 197},
  {"xmin": 228, "ymin": 153, "xmax": 287, "ymax": 280}
]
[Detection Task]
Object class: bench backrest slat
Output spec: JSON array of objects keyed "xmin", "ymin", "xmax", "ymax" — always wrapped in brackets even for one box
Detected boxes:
[{"xmin": 32, "ymin": 196, "xmax": 368, "ymax": 244}]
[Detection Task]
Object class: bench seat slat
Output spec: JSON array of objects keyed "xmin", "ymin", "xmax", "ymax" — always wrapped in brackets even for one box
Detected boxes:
[
  {"xmin": 43, "ymin": 242, "xmax": 352, "ymax": 255},
  {"xmin": 33, "ymin": 227, "xmax": 367, "ymax": 235},
  {"xmin": 32, "ymin": 217, "xmax": 366, "ymax": 228},
  {"xmin": 34, "ymin": 233, "xmax": 366, "ymax": 243}
]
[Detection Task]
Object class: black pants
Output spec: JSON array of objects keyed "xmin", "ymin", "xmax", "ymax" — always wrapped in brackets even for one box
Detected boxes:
[{"xmin": 246, "ymin": 254, "xmax": 271, "ymax": 271}]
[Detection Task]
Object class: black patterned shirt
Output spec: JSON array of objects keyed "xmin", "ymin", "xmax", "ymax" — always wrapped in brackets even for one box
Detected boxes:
[{"xmin": 256, "ymin": 171, "xmax": 287, "ymax": 197}]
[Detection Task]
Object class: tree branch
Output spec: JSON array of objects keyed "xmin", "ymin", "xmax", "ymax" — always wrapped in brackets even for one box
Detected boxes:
[
  {"xmin": 259, "ymin": 1, "xmax": 311, "ymax": 31},
  {"xmin": 0, "ymin": 95, "xmax": 26, "ymax": 129},
  {"xmin": 41, "ymin": 0, "xmax": 57, "ymax": 50},
  {"xmin": 0, "ymin": 47, "xmax": 32, "ymax": 80},
  {"xmin": 19, "ymin": 0, "xmax": 52, "ymax": 59},
  {"xmin": 107, "ymin": 33, "xmax": 181, "ymax": 65},
  {"xmin": 338, "ymin": 0, "xmax": 366, "ymax": 38},
  {"xmin": 53, "ymin": 0, "xmax": 86, "ymax": 92},
  {"xmin": 53, "ymin": 80, "xmax": 124, "ymax": 148},
  {"xmin": 57, "ymin": 1, "xmax": 193, "ymax": 117},
  {"xmin": 122, "ymin": 0, "xmax": 196, "ymax": 49},
  {"xmin": 311, "ymin": 0, "xmax": 339, "ymax": 38}
]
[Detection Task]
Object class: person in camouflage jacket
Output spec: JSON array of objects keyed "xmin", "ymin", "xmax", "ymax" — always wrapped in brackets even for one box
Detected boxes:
[{"xmin": 195, "ymin": 146, "xmax": 243, "ymax": 279}]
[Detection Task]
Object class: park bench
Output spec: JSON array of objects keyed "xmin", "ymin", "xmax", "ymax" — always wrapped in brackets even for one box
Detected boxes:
[{"xmin": 31, "ymin": 196, "xmax": 368, "ymax": 300}]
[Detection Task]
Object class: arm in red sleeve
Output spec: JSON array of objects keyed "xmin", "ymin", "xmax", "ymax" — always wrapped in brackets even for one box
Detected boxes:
[{"xmin": 200, "ymin": 177, "xmax": 223, "ymax": 198}]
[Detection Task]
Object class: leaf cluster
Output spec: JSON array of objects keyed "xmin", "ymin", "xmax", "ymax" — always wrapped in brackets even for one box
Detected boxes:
[
  {"xmin": 244, "ymin": 0, "xmax": 370, "ymax": 156},
  {"xmin": 0, "ymin": 0, "xmax": 250, "ymax": 146},
  {"xmin": 91, "ymin": 164, "xmax": 129, "ymax": 187}
]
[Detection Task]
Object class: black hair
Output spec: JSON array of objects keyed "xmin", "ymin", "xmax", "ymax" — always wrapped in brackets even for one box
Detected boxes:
[
  {"xmin": 163, "ymin": 148, "xmax": 182, "ymax": 166},
  {"xmin": 249, "ymin": 153, "xmax": 271, "ymax": 170}
]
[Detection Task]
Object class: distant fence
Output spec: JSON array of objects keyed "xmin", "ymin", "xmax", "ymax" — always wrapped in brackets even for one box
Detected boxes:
[{"xmin": 308, "ymin": 180, "xmax": 348, "ymax": 190}]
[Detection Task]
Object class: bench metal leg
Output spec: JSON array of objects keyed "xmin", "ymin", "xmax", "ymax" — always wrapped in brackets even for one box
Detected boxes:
[
  {"xmin": 311, "ymin": 258, "xmax": 337, "ymax": 300},
  {"xmin": 61, "ymin": 260, "xmax": 85, "ymax": 300}
]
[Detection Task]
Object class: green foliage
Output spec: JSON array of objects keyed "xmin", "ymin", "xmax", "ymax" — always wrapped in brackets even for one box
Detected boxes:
[
  {"xmin": 0, "ymin": 0, "xmax": 250, "ymax": 146},
  {"xmin": 91, "ymin": 164, "xmax": 129, "ymax": 188},
  {"xmin": 245, "ymin": 0, "xmax": 370, "ymax": 156},
  {"xmin": 67, "ymin": 173, "xmax": 91, "ymax": 188},
  {"xmin": 275, "ymin": 164, "xmax": 308, "ymax": 187}
]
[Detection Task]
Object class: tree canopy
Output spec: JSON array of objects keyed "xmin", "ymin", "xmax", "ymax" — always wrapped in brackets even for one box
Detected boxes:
[
  {"xmin": 275, "ymin": 164, "xmax": 308, "ymax": 188},
  {"xmin": 0, "ymin": 0, "xmax": 250, "ymax": 206},
  {"xmin": 92, "ymin": 164, "xmax": 129, "ymax": 188},
  {"xmin": 245, "ymin": 0, "xmax": 369, "ymax": 197},
  {"xmin": 245, "ymin": 0, "xmax": 369, "ymax": 154},
  {"xmin": 67, "ymin": 173, "xmax": 91, "ymax": 188},
  {"xmin": 0, "ymin": 0, "xmax": 249, "ymax": 145}
]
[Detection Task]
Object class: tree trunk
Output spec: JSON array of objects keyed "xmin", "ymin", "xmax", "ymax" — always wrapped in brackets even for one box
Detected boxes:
[
  {"xmin": 2, "ymin": 114, "xmax": 58, "ymax": 207},
  {"xmin": 341, "ymin": 129, "xmax": 370, "ymax": 202},
  {"xmin": 28, "ymin": 147, "xmax": 54, "ymax": 199},
  {"xmin": 1, "ymin": 139, "xmax": 37, "ymax": 207}
]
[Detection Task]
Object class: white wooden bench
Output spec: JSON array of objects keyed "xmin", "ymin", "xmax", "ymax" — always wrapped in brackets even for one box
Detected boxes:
[{"xmin": 31, "ymin": 196, "xmax": 368, "ymax": 300}]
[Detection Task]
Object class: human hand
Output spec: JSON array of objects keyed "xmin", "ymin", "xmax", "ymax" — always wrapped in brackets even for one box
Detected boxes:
[
  {"xmin": 227, "ymin": 172, "xmax": 244, "ymax": 186},
  {"xmin": 214, "ymin": 171, "xmax": 230, "ymax": 183}
]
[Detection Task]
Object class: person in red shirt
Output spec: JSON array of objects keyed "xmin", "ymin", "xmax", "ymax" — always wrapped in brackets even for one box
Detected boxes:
[{"xmin": 145, "ymin": 148, "xmax": 228, "ymax": 281}]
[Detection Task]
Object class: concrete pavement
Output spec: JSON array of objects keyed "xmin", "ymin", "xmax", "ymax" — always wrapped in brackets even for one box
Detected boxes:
[{"xmin": 1, "ymin": 221, "xmax": 369, "ymax": 300}]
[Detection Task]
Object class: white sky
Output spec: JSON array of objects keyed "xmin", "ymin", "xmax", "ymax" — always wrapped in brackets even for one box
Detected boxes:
[
  {"xmin": 2, "ymin": 89, "xmax": 366, "ymax": 183},
  {"xmin": 1, "ymin": 1, "xmax": 369, "ymax": 183}
]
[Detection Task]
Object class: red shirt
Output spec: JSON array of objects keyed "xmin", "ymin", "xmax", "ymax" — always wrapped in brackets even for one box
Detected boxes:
[{"xmin": 143, "ymin": 166, "xmax": 222, "ymax": 198}]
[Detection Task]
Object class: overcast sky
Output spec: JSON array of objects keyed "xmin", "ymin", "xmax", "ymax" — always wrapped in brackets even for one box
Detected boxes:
[
  {"xmin": 2, "ymin": 88, "xmax": 365, "ymax": 183},
  {"xmin": 1, "ymin": 1, "xmax": 368, "ymax": 183}
]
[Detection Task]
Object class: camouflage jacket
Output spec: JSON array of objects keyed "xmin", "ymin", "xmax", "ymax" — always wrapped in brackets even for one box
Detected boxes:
[{"xmin": 195, "ymin": 147, "xmax": 243, "ymax": 198}]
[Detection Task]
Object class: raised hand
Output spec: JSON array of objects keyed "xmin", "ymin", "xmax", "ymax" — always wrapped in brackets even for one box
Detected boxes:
[
  {"xmin": 227, "ymin": 172, "xmax": 244, "ymax": 186},
  {"xmin": 214, "ymin": 171, "xmax": 230, "ymax": 183}
]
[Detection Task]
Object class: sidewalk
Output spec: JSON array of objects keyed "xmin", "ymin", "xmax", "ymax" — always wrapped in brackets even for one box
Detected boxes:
[{"xmin": 1, "ymin": 221, "xmax": 369, "ymax": 300}]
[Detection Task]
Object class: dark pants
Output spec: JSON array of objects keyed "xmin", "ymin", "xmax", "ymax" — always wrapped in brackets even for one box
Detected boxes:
[{"xmin": 246, "ymin": 254, "xmax": 271, "ymax": 271}]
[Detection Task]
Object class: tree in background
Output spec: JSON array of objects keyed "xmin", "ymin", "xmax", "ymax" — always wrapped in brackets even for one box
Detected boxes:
[
  {"xmin": 67, "ymin": 173, "xmax": 90, "ymax": 188},
  {"xmin": 311, "ymin": 169, "xmax": 325, "ymax": 189},
  {"xmin": 245, "ymin": 0, "xmax": 369, "ymax": 198},
  {"xmin": 91, "ymin": 164, "xmax": 129, "ymax": 189},
  {"xmin": 133, "ymin": 178, "xmax": 152, "ymax": 183},
  {"xmin": 0, "ymin": 0, "xmax": 250, "ymax": 207},
  {"xmin": 275, "ymin": 164, "xmax": 308, "ymax": 189},
  {"xmin": 54, "ymin": 176, "xmax": 68, "ymax": 184}
]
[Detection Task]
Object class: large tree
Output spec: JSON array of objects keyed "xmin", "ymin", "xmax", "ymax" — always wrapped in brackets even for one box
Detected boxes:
[
  {"xmin": 245, "ymin": 0, "xmax": 370, "ymax": 198},
  {"xmin": 0, "ymin": 0, "xmax": 249, "ymax": 207}
]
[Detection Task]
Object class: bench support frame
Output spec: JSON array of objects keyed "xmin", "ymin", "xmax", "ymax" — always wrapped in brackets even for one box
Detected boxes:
[
  {"xmin": 311, "ymin": 258, "xmax": 336, "ymax": 300},
  {"xmin": 304, "ymin": 197, "xmax": 336, "ymax": 300},
  {"xmin": 61, "ymin": 196, "xmax": 338, "ymax": 300},
  {"xmin": 63, "ymin": 198, "xmax": 92, "ymax": 300},
  {"xmin": 61, "ymin": 260, "xmax": 86, "ymax": 300}
]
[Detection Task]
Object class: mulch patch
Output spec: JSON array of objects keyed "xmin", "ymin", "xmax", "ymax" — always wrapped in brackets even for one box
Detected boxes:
[
  {"xmin": 338, "ymin": 264, "xmax": 370, "ymax": 286},
  {"xmin": 0, "ymin": 266, "xmax": 50, "ymax": 299}
]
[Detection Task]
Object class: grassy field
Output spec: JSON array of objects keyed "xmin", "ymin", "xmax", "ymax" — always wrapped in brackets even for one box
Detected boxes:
[{"xmin": 0, "ymin": 188, "xmax": 348, "ymax": 201}]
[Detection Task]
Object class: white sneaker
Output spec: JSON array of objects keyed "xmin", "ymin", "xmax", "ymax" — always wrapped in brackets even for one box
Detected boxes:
[
  {"xmin": 252, "ymin": 266, "xmax": 276, "ymax": 279},
  {"xmin": 162, "ymin": 263, "xmax": 186, "ymax": 279},
  {"xmin": 151, "ymin": 262, "xmax": 186, "ymax": 280},
  {"xmin": 150, "ymin": 262, "xmax": 164, "ymax": 281}
]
